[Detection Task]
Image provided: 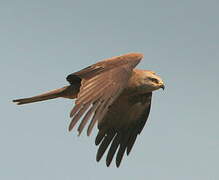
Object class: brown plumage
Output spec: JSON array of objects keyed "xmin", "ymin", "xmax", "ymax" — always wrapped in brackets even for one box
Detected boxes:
[{"xmin": 13, "ymin": 52, "xmax": 165, "ymax": 167}]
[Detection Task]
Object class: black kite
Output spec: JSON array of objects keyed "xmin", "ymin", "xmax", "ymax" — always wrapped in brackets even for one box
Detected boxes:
[{"xmin": 13, "ymin": 53, "xmax": 165, "ymax": 167}]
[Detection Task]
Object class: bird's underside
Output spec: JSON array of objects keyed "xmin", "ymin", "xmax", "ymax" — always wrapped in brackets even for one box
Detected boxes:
[{"xmin": 13, "ymin": 53, "xmax": 164, "ymax": 167}]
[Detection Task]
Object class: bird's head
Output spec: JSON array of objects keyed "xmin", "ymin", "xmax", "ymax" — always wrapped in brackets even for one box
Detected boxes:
[
  {"xmin": 142, "ymin": 70, "xmax": 165, "ymax": 92},
  {"xmin": 133, "ymin": 70, "xmax": 165, "ymax": 93}
]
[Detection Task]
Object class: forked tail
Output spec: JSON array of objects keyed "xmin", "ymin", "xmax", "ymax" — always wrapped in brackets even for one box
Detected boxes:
[{"xmin": 13, "ymin": 86, "xmax": 70, "ymax": 105}]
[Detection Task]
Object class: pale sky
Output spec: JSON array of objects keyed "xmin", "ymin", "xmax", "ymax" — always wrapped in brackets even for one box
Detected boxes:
[{"xmin": 1, "ymin": 0, "xmax": 219, "ymax": 180}]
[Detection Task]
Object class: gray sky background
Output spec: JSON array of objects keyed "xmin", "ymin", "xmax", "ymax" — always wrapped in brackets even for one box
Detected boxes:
[{"xmin": 1, "ymin": 0, "xmax": 219, "ymax": 179}]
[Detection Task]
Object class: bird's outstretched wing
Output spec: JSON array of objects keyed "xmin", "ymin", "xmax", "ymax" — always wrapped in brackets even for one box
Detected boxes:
[
  {"xmin": 95, "ymin": 92, "xmax": 152, "ymax": 167},
  {"xmin": 66, "ymin": 53, "xmax": 142, "ymax": 136}
]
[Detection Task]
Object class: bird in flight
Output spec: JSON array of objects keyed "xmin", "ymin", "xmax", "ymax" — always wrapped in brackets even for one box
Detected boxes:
[{"xmin": 13, "ymin": 52, "xmax": 165, "ymax": 167}]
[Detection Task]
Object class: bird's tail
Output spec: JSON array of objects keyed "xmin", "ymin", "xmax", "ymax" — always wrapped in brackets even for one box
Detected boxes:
[{"xmin": 13, "ymin": 86, "xmax": 71, "ymax": 105}]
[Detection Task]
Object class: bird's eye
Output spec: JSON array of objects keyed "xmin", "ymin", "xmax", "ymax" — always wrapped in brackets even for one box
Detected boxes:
[{"xmin": 149, "ymin": 77, "xmax": 159, "ymax": 83}]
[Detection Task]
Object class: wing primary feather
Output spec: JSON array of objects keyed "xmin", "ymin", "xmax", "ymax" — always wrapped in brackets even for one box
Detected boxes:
[
  {"xmin": 68, "ymin": 103, "xmax": 90, "ymax": 131},
  {"xmin": 87, "ymin": 95, "xmax": 114, "ymax": 136},
  {"xmin": 95, "ymin": 127, "xmax": 108, "ymax": 145},
  {"xmin": 93, "ymin": 84, "xmax": 122, "ymax": 129},
  {"xmin": 87, "ymin": 101, "xmax": 105, "ymax": 136},
  {"xmin": 69, "ymin": 104, "xmax": 81, "ymax": 118},
  {"xmin": 126, "ymin": 134, "xmax": 138, "ymax": 156},
  {"xmin": 116, "ymin": 134, "xmax": 130, "ymax": 167},
  {"xmin": 77, "ymin": 102, "xmax": 99, "ymax": 135},
  {"xmin": 96, "ymin": 130, "xmax": 116, "ymax": 162},
  {"xmin": 106, "ymin": 133, "xmax": 121, "ymax": 167},
  {"xmin": 94, "ymin": 89, "xmax": 117, "ymax": 125}
]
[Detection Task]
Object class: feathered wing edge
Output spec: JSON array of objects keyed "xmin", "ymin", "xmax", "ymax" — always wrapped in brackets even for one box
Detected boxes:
[{"xmin": 95, "ymin": 93, "xmax": 152, "ymax": 167}]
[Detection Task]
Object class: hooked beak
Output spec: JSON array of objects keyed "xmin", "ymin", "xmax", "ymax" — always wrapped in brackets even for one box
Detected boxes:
[{"xmin": 160, "ymin": 84, "xmax": 165, "ymax": 90}]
